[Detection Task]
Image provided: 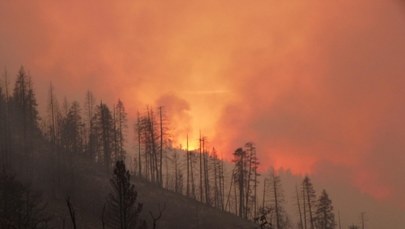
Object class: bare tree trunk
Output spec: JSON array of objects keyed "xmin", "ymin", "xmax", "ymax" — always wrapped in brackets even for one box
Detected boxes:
[
  {"xmin": 144, "ymin": 108, "xmax": 157, "ymax": 184},
  {"xmin": 253, "ymin": 166, "xmax": 258, "ymax": 219},
  {"xmin": 225, "ymin": 168, "xmax": 235, "ymax": 213},
  {"xmin": 112, "ymin": 106, "xmax": 118, "ymax": 162},
  {"xmin": 85, "ymin": 90, "xmax": 95, "ymax": 160},
  {"xmin": 101, "ymin": 203, "xmax": 106, "ymax": 229},
  {"xmin": 186, "ymin": 134, "xmax": 190, "ymax": 197},
  {"xmin": 361, "ymin": 212, "xmax": 366, "ymax": 229},
  {"xmin": 174, "ymin": 152, "xmax": 178, "ymax": 193},
  {"xmin": 273, "ymin": 172, "xmax": 280, "ymax": 229},
  {"xmin": 262, "ymin": 178, "xmax": 266, "ymax": 210},
  {"xmin": 66, "ymin": 196, "xmax": 77, "ymax": 229},
  {"xmin": 220, "ymin": 155, "xmax": 225, "ymax": 211},
  {"xmin": 149, "ymin": 203, "xmax": 166, "ymax": 229},
  {"xmin": 307, "ymin": 188, "xmax": 314, "ymax": 229},
  {"xmin": 137, "ymin": 112, "xmax": 142, "ymax": 177},
  {"xmin": 239, "ymin": 151, "xmax": 244, "ymax": 218},
  {"xmin": 165, "ymin": 146, "xmax": 169, "ymax": 189},
  {"xmin": 159, "ymin": 106, "xmax": 163, "ymax": 187},
  {"xmin": 48, "ymin": 82, "xmax": 59, "ymax": 192},
  {"xmin": 213, "ymin": 153, "xmax": 218, "ymax": 208},
  {"xmin": 190, "ymin": 151, "xmax": 195, "ymax": 199},
  {"xmin": 303, "ymin": 188, "xmax": 307, "ymax": 229},
  {"xmin": 296, "ymin": 185, "xmax": 304, "ymax": 229},
  {"xmin": 202, "ymin": 138, "xmax": 210, "ymax": 205},
  {"xmin": 149, "ymin": 109, "xmax": 158, "ymax": 183},
  {"xmin": 234, "ymin": 177, "xmax": 239, "ymax": 216},
  {"xmin": 199, "ymin": 132, "xmax": 203, "ymax": 203},
  {"xmin": 1, "ymin": 70, "xmax": 10, "ymax": 167},
  {"xmin": 245, "ymin": 148, "xmax": 252, "ymax": 219}
]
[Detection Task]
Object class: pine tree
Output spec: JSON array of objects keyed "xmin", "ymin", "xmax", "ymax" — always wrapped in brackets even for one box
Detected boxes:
[
  {"xmin": 60, "ymin": 102, "xmax": 83, "ymax": 157},
  {"xmin": 135, "ymin": 111, "xmax": 142, "ymax": 177},
  {"xmin": 302, "ymin": 176, "xmax": 317, "ymax": 229},
  {"xmin": 233, "ymin": 147, "xmax": 247, "ymax": 218},
  {"xmin": 0, "ymin": 169, "xmax": 50, "ymax": 228},
  {"xmin": 93, "ymin": 102, "xmax": 114, "ymax": 171},
  {"xmin": 46, "ymin": 82, "xmax": 62, "ymax": 188},
  {"xmin": 0, "ymin": 70, "xmax": 11, "ymax": 168},
  {"xmin": 106, "ymin": 160, "xmax": 145, "ymax": 229},
  {"xmin": 113, "ymin": 100, "xmax": 127, "ymax": 161},
  {"xmin": 59, "ymin": 101, "xmax": 84, "ymax": 194},
  {"xmin": 0, "ymin": 83, "xmax": 5, "ymax": 165},
  {"xmin": 230, "ymin": 142, "xmax": 260, "ymax": 219},
  {"xmin": 84, "ymin": 91, "xmax": 97, "ymax": 160},
  {"xmin": 315, "ymin": 190, "xmax": 336, "ymax": 229},
  {"xmin": 296, "ymin": 185, "xmax": 304, "ymax": 229},
  {"xmin": 11, "ymin": 66, "xmax": 40, "ymax": 176},
  {"xmin": 158, "ymin": 106, "xmax": 164, "ymax": 187},
  {"xmin": 12, "ymin": 67, "xmax": 39, "ymax": 135}
]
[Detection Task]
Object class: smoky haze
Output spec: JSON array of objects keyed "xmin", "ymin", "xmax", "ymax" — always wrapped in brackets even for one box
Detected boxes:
[{"xmin": 1, "ymin": 0, "xmax": 405, "ymax": 228}]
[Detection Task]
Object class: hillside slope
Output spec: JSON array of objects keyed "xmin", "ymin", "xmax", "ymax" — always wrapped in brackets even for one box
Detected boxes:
[
  {"xmin": 135, "ymin": 179, "xmax": 256, "ymax": 229},
  {"xmin": 40, "ymin": 168, "xmax": 256, "ymax": 229}
]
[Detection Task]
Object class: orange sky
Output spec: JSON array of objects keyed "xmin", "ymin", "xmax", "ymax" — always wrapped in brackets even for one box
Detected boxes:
[{"xmin": 1, "ymin": 0, "xmax": 405, "ymax": 227}]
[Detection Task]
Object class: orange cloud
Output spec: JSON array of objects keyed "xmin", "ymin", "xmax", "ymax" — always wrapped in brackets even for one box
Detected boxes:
[{"xmin": 1, "ymin": 1, "xmax": 405, "ymax": 225}]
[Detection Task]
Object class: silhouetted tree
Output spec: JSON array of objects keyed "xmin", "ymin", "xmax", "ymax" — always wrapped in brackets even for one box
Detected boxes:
[
  {"xmin": 158, "ymin": 106, "xmax": 164, "ymax": 187},
  {"xmin": 315, "ymin": 190, "xmax": 336, "ymax": 229},
  {"xmin": 200, "ymin": 135, "xmax": 210, "ymax": 205},
  {"xmin": 65, "ymin": 196, "xmax": 77, "ymax": 229},
  {"xmin": 46, "ymin": 82, "xmax": 62, "ymax": 189},
  {"xmin": 60, "ymin": 101, "xmax": 83, "ymax": 194},
  {"xmin": 245, "ymin": 142, "xmax": 259, "ymax": 219},
  {"xmin": 302, "ymin": 176, "xmax": 317, "ymax": 229},
  {"xmin": 0, "ymin": 169, "xmax": 51, "ymax": 228},
  {"xmin": 138, "ymin": 107, "xmax": 159, "ymax": 183},
  {"xmin": 263, "ymin": 169, "xmax": 290, "ymax": 229},
  {"xmin": 135, "ymin": 111, "xmax": 143, "ymax": 177},
  {"xmin": 189, "ymin": 148, "xmax": 196, "ymax": 199},
  {"xmin": 218, "ymin": 150, "xmax": 225, "ymax": 210},
  {"xmin": 360, "ymin": 212, "xmax": 366, "ymax": 229},
  {"xmin": 211, "ymin": 148, "xmax": 225, "ymax": 209},
  {"xmin": 113, "ymin": 100, "xmax": 127, "ymax": 161},
  {"xmin": 186, "ymin": 135, "xmax": 191, "ymax": 197},
  {"xmin": 173, "ymin": 150, "xmax": 183, "ymax": 193},
  {"xmin": 135, "ymin": 106, "xmax": 170, "ymax": 188},
  {"xmin": 0, "ymin": 70, "xmax": 11, "ymax": 168},
  {"xmin": 84, "ymin": 90, "xmax": 97, "ymax": 160},
  {"xmin": 233, "ymin": 147, "xmax": 247, "ymax": 218},
  {"xmin": 149, "ymin": 203, "xmax": 166, "ymax": 229},
  {"xmin": 94, "ymin": 102, "xmax": 114, "ymax": 172},
  {"xmin": 296, "ymin": 185, "xmax": 304, "ymax": 229},
  {"xmin": 0, "ymin": 82, "xmax": 6, "ymax": 167},
  {"xmin": 199, "ymin": 133, "xmax": 204, "ymax": 203},
  {"xmin": 11, "ymin": 66, "xmax": 40, "ymax": 175},
  {"xmin": 12, "ymin": 67, "xmax": 39, "ymax": 132},
  {"xmin": 60, "ymin": 102, "xmax": 83, "ymax": 158},
  {"xmin": 105, "ymin": 160, "xmax": 145, "ymax": 229},
  {"xmin": 232, "ymin": 142, "xmax": 260, "ymax": 219}
]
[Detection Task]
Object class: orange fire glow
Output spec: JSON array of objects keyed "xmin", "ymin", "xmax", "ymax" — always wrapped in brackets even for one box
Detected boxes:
[{"xmin": 1, "ymin": 1, "xmax": 405, "ymax": 221}]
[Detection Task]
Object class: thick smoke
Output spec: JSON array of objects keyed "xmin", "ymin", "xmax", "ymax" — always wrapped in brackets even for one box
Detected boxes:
[
  {"xmin": 213, "ymin": 0, "xmax": 405, "ymax": 208},
  {"xmin": 1, "ymin": 0, "xmax": 405, "ymax": 227}
]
